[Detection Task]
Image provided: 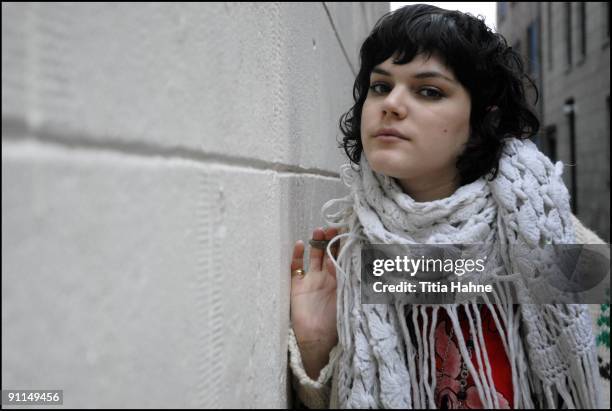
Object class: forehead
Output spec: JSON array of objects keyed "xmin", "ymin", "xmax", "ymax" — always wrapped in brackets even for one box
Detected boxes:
[{"xmin": 372, "ymin": 53, "xmax": 455, "ymax": 79}]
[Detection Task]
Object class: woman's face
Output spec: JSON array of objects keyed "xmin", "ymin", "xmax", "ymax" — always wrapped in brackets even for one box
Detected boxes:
[{"xmin": 361, "ymin": 52, "xmax": 472, "ymax": 198}]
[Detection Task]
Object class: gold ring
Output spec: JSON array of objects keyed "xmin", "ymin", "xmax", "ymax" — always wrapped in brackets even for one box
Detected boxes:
[{"xmin": 292, "ymin": 268, "xmax": 305, "ymax": 278}]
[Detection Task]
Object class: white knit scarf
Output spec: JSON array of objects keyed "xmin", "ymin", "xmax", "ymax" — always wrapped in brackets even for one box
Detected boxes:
[{"xmin": 321, "ymin": 138, "xmax": 603, "ymax": 409}]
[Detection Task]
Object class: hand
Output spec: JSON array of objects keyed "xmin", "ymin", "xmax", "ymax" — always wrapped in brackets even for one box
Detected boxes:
[{"xmin": 290, "ymin": 227, "xmax": 340, "ymax": 353}]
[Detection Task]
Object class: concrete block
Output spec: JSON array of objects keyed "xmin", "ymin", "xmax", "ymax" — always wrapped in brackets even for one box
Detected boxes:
[
  {"xmin": 325, "ymin": 3, "xmax": 390, "ymax": 73},
  {"xmin": 279, "ymin": 171, "xmax": 350, "ymax": 266},
  {"xmin": 2, "ymin": 139, "xmax": 330, "ymax": 408},
  {"xmin": 0, "ymin": 3, "xmax": 375, "ymax": 173}
]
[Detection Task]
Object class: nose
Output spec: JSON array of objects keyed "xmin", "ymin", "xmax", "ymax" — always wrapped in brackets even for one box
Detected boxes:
[{"xmin": 381, "ymin": 87, "xmax": 407, "ymax": 118}]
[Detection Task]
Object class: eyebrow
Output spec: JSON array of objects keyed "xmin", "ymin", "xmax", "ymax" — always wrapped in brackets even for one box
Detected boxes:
[{"xmin": 371, "ymin": 66, "xmax": 456, "ymax": 84}]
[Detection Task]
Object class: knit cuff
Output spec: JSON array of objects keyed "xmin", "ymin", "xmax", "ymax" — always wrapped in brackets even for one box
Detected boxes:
[{"xmin": 288, "ymin": 327, "xmax": 339, "ymax": 409}]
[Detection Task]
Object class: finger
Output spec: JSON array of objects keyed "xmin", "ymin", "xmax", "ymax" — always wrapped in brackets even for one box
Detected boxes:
[
  {"xmin": 326, "ymin": 227, "xmax": 338, "ymax": 241},
  {"xmin": 291, "ymin": 240, "xmax": 304, "ymax": 271},
  {"xmin": 309, "ymin": 227, "xmax": 325, "ymax": 272},
  {"xmin": 325, "ymin": 256, "xmax": 337, "ymax": 278},
  {"xmin": 322, "ymin": 227, "xmax": 338, "ymax": 270}
]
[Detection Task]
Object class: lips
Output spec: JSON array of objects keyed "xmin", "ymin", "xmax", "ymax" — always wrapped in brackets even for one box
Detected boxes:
[{"xmin": 375, "ymin": 127, "xmax": 409, "ymax": 140}]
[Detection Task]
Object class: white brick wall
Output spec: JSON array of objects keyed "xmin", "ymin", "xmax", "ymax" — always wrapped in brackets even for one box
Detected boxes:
[{"xmin": 2, "ymin": 2, "xmax": 390, "ymax": 407}]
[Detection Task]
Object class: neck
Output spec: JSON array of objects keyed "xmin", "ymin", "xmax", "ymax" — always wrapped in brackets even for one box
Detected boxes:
[{"xmin": 396, "ymin": 174, "xmax": 461, "ymax": 202}]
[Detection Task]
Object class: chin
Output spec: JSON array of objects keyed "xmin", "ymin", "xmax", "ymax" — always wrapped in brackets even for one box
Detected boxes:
[{"xmin": 365, "ymin": 150, "xmax": 410, "ymax": 178}]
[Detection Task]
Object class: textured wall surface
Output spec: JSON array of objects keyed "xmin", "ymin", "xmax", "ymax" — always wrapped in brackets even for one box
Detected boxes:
[{"xmin": 2, "ymin": 2, "xmax": 390, "ymax": 408}]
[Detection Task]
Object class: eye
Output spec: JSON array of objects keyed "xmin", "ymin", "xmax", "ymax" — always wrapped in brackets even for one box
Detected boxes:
[
  {"xmin": 368, "ymin": 83, "xmax": 444, "ymax": 99},
  {"xmin": 369, "ymin": 83, "xmax": 390, "ymax": 94},
  {"xmin": 418, "ymin": 88, "xmax": 444, "ymax": 99}
]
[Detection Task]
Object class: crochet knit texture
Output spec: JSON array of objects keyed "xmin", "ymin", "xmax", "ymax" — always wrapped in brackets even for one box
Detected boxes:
[{"xmin": 320, "ymin": 138, "xmax": 603, "ymax": 408}]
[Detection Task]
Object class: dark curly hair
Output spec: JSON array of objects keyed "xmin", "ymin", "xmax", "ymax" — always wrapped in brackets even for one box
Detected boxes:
[{"xmin": 338, "ymin": 4, "xmax": 540, "ymax": 185}]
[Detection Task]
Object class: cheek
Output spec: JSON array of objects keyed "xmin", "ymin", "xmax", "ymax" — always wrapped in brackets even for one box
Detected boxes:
[
  {"xmin": 361, "ymin": 100, "xmax": 373, "ymax": 126},
  {"xmin": 415, "ymin": 123, "xmax": 469, "ymax": 168},
  {"xmin": 360, "ymin": 102, "xmax": 374, "ymax": 143},
  {"xmin": 441, "ymin": 126, "xmax": 468, "ymax": 149},
  {"xmin": 429, "ymin": 109, "xmax": 471, "ymax": 153}
]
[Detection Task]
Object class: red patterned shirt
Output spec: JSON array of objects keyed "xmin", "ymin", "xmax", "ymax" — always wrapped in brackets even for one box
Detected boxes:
[{"xmin": 412, "ymin": 305, "xmax": 513, "ymax": 409}]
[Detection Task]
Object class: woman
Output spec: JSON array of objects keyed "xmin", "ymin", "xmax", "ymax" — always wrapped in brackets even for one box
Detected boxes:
[{"xmin": 288, "ymin": 4, "xmax": 605, "ymax": 409}]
